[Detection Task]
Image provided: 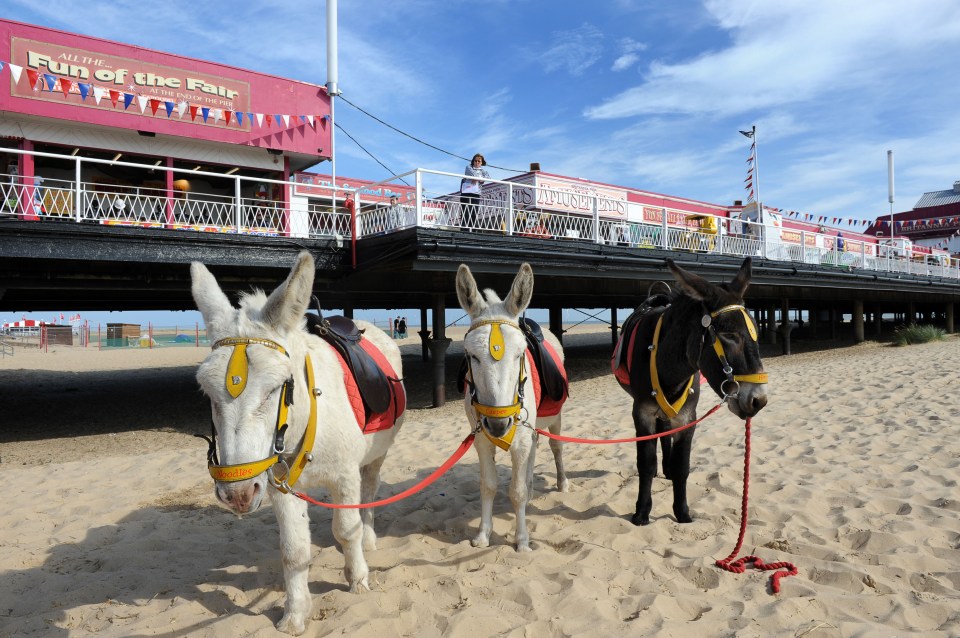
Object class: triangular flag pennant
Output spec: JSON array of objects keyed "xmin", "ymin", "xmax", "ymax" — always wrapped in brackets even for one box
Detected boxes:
[
  {"xmin": 213, "ymin": 108, "xmax": 222, "ymax": 122},
  {"xmin": 256, "ymin": 113, "xmax": 264, "ymax": 127},
  {"xmin": 137, "ymin": 95, "xmax": 148, "ymax": 113},
  {"xmin": 8, "ymin": 63, "xmax": 23, "ymax": 85},
  {"xmin": 0, "ymin": 61, "xmax": 5, "ymax": 74},
  {"xmin": 247, "ymin": 112, "xmax": 255, "ymax": 126},
  {"xmin": 299, "ymin": 115, "xmax": 306, "ymax": 125},
  {"xmin": 164, "ymin": 101, "xmax": 174, "ymax": 117},
  {"xmin": 59, "ymin": 78, "xmax": 72, "ymax": 97},
  {"xmin": 177, "ymin": 101, "xmax": 187, "ymax": 118},
  {"xmin": 43, "ymin": 73, "xmax": 56, "ymax": 91},
  {"xmin": 274, "ymin": 114, "xmax": 283, "ymax": 127},
  {"xmin": 78, "ymin": 83, "xmax": 90, "ymax": 101},
  {"xmin": 281, "ymin": 114, "xmax": 290, "ymax": 127},
  {"xmin": 25, "ymin": 69, "xmax": 40, "ymax": 89},
  {"xmin": 123, "ymin": 92, "xmax": 134, "ymax": 109},
  {"xmin": 93, "ymin": 86, "xmax": 105, "ymax": 105},
  {"xmin": 149, "ymin": 98, "xmax": 160, "ymax": 115},
  {"xmin": 201, "ymin": 106, "xmax": 210, "ymax": 122},
  {"xmin": 224, "ymin": 110, "xmax": 232, "ymax": 125},
  {"xmin": 307, "ymin": 114, "xmax": 314, "ymax": 127},
  {"xmin": 109, "ymin": 89, "xmax": 120, "ymax": 107},
  {"xmin": 264, "ymin": 113, "xmax": 272, "ymax": 127},
  {"xmin": 235, "ymin": 111, "xmax": 244, "ymax": 126},
  {"xmin": 189, "ymin": 104, "xmax": 199, "ymax": 120}
]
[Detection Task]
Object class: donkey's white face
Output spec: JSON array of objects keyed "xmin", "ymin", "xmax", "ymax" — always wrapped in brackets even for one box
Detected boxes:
[
  {"xmin": 456, "ymin": 263, "xmax": 534, "ymax": 438},
  {"xmin": 191, "ymin": 252, "xmax": 315, "ymax": 515}
]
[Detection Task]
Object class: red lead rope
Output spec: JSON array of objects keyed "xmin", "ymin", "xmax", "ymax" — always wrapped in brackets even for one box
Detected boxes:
[
  {"xmin": 291, "ymin": 433, "xmax": 476, "ymax": 509},
  {"xmin": 714, "ymin": 417, "xmax": 798, "ymax": 593}
]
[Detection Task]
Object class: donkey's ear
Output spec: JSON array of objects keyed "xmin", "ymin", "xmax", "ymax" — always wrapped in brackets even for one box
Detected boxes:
[
  {"xmin": 666, "ymin": 258, "xmax": 713, "ymax": 301},
  {"xmin": 263, "ymin": 251, "xmax": 315, "ymax": 333},
  {"xmin": 505, "ymin": 263, "xmax": 534, "ymax": 317},
  {"xmin": 191, "ymin": 261, "xmax": 235, "ymax": 337},
  {"xmin": 728, "ymin": 257, "xmax": 753, "ymax": 297},
  {"xmin": 456, "ymin": 264, "xmax": 485, "ymax": 315}
]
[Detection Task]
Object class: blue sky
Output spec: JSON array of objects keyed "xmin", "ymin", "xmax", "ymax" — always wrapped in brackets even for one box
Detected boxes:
[{"xmin": 5, "ymin": 0, "xmax": 960, "ymax": 326}]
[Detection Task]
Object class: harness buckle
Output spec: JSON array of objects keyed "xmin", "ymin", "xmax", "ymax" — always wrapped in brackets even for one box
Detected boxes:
[
  {"xmin": 269, "ymin": 457, "xmax": 292, "ymax": 492},
  {"xmin": 720, "ymin": 378, "xmax": 740, "ymax": 399}
]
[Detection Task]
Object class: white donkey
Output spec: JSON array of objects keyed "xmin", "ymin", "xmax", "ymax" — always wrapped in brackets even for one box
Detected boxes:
[
  {"xmin": 456, "ymin": 262, "xmax": 569, "ymax": 552},
  {"xmin": 191, "ymin": 251, "xmax": 404, "ymax": 635}
]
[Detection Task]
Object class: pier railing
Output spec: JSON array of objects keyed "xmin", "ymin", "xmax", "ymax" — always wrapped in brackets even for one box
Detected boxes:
[{"xmin": 2, "ymin": 148, "xmax": 956, "ymax": 280}]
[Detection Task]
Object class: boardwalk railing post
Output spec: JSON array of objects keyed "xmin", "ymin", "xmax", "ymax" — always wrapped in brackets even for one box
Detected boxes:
[{"xmin": 234, "ymin": 176, "xmax": 242, "ymax": 232}]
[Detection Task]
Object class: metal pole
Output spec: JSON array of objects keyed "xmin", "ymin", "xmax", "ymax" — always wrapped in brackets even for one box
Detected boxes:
[
  {"xmin": 753, "ymin": 125, "xmax": 762, "ymax": 226},
  {"xmin": 326, "ymin": 0, "xmax": 340, "ymax": 217},
  {"xmin": 887, "ymin": 150, "xmax": 895, "ymax": 237}
]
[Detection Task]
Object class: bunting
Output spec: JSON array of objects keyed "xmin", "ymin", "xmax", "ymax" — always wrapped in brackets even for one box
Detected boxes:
[
  {"xmin": 0, "ymin": 57, "xmax": 324, "ymax": 133},
  {"xmin": 744, "ymin": 141, "xmax": 756, "ymax": 202}
]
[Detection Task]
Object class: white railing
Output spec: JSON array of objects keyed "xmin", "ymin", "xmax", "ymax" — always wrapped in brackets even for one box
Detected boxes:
[
  {"xmin": 0, "ymin": 148, "xmax": 350, "ymax": 240},
  {"xmin": 3, "ymin": 149, "xmax": 957, "ymax": 280}
]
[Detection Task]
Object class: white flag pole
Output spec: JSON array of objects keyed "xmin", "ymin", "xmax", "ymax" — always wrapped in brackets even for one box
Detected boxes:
[
  {"xmin": 887, "ymin": 150, "xmax": 895, "ymax": 237},
  {"xmin": 326, "ymin": 0, "xmax": 341, "ymax": 214}
]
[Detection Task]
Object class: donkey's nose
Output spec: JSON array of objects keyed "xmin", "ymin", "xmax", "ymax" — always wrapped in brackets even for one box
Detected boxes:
[
  {"xmin": 217, "ymin": 482, "xmax": 261, "ymax": 514},
  {"xmin": 483, "ymin": 416, "xmax": 513, "ymax": 438},
  {"xmin": 751, "ymin": 393, "xmax": 768, "ymax": 413}
]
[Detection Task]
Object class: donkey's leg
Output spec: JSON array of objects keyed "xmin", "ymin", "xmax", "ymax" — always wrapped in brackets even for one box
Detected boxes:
[
  {"xmin": 359, "ymin": 455, "xmax": 387, "ymax": 551},
  {"xmin": 545, "ymin": 414, "xmax": 569, "ymax": 492},
  {"xmin": 509, "ymin": 436, "xmax": 537, "ymax": 552},
  {"xmin": 330, "ymin": 473, "xmax": 369, "ymax": 593},
  {"xmin": 272, "ymin": 493, "xmax": 312, "ymax": 635},
  {"xmin": 659, "ymin": 419, "xmax": 673, "ymax": 479},
  {"xmin": 632, "ymin": 402, "xmax": 658, "ymax": 526},
  {"xmin": 667, "ymin": 427, "xmax": 695, "ymax": 524},
  {"xmin": 471, "ymin": 438, "xmax": 498, "ymax": 548}
]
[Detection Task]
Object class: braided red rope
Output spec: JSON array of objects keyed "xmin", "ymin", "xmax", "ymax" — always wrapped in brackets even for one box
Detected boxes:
[
  {"xmin": 715, "ymin": 417, "xmax": 798, "ymax": 593},
  {"xmin": 291, "ymin": 433, "xmax": 475, "ymax": 509}
]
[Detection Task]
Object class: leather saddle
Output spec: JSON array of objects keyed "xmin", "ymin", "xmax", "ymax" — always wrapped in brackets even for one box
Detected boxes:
[
  {"xmin": 612, "ymin": 293, "xmax": 671, "ymax": 374},
  {"xmin": 520, "ymin": 318, "xmax": 567, "ymax": 402},
  {"xmin": 305, "ymin": 311, "xmax": 392, "ymax": 417}
]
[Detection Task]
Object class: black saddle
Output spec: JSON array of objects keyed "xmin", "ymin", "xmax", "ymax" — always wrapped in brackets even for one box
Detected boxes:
[
  {"xmin": 305, "ymin": 312, "xmax": 392, "ymax": 417},
  {"xmin": 520, "ymin": 318, "xmax": 567, "ymax": 402},
  {"xmin": 612, "ymin": 294, "xmax": 671, "ymax": 373}
]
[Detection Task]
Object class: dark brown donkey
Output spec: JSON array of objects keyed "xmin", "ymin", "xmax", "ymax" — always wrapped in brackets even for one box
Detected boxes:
[{"xmin": 612, "ymin": 258, "xmax": 768, "ymax": 526}]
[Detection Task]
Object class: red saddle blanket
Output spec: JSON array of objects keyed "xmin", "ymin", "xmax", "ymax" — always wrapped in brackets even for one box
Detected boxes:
[
  {"xmin": 526, "ymin": 339, "xmax": 568, "ymax": 418},
  {"xmin": 332, "ymin": 338, "xmax": 406, "ymax": 433}
]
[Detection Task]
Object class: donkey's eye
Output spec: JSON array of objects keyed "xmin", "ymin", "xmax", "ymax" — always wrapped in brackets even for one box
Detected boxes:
[{"xmin": 720, "ymin": 332, "xmax": 743, "ymax": 344}]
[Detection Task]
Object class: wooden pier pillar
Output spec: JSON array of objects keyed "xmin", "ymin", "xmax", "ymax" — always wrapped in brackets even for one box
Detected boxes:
[
  {"xmin": 429, "ymin": 294, "xmax": 451, "ymax": 407},
  {"xmin": 611, "ymin": 307, "xmax": 619, "ymax": 349},
  {"xmin": 947, "ymin": 303, "xmax": 955, "ymax": 334},
  {"xmin": 779, "ymin": 298, "xmax": 793, "ymax": 355},
  {"xmin": 549, "ymin": 305, "xmax": 563, "ymax": 346},
  {"xmin": 853, "ymin": 299, "xmax": 865, "ymax": 343},
  {"xmin": 418, "ymin": 306, "xmax": 430, "ymax": 361}
]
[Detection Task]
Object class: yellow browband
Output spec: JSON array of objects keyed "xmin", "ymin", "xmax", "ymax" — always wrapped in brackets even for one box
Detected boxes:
[
  {"xmin": 206, "ymin": 337, "xmax": 318, "ymax": 493},
  {"xmin": 709, "ymin": 305, "xmax": 769, "ymax": 384},
  {"xmin": 466, "ymin": 319, "xmax": 524, "ymax": 451}
]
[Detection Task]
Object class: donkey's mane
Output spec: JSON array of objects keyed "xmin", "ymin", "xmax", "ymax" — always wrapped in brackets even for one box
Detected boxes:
[{"xmin": 481, "ymin": 288, "xmax": 502, "ymax": 304}]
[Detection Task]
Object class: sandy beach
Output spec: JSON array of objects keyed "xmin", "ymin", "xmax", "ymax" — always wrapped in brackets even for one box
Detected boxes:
[{"xmin": 1, "ymin": 326, "xmax": 958, "ymax": 637}]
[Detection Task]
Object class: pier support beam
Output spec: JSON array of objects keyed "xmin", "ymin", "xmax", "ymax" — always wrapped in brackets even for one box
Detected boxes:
[
  {"xmin": 429, "ymin": 294, "xmax": 451, "ymax": 407},
  {"xmin": 418, "ymin": 306, "xmax": 430, "ymax": 361},
  {"xmin": 853, "ymin": 300, "xmax": 865, "ymax": 343},
  {"xmin": 611, "ymin": 307, "xmax": 619, "ymax": 348},
  {"xmin": 874, "ymin": 303, "xmax": 883, "ymax": 338},
  {"xmin": 779, "ymin": 298, "xmax": 793, "ymax": 355},
  {"xmin": 947, "ymin": 303, "xmax": 955, "ymax": 334},
  {"xmin": 342, "ymin": 305, "xmax": 353, "ymax": 320},
  {"xmin": 549, "ymin": 305, "xmax": 563, "ymax": 345}
]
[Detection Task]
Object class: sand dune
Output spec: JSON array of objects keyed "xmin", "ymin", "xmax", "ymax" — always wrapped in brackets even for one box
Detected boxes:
[{"xmin": 1, "ymin": 329, "xmax": 958, "ymax": 637}]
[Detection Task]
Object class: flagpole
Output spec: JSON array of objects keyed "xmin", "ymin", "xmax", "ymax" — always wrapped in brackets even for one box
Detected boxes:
[
  {"xmin": 326, "ymin": 0, "xmax": 340, "ymax": 214},
  {"xmin": 752, "ymin": 125, "xmax": 762, "ymax": 225},
  {"xmin": 887, "ymin": 150, "xmax": 895, "ymax": 238}
]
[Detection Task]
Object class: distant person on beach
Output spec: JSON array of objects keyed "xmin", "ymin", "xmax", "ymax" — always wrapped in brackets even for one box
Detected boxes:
[
  {"xmin": 393, "ymin": 317, "xmax": 400, "ymax": 339},
  {"xmin": 398, "ymin": 316, "xmax": 407, "ymax": 338},
  {"xmin": 460, "ymin": 153, "xmax": 489, "ymax": 226}
]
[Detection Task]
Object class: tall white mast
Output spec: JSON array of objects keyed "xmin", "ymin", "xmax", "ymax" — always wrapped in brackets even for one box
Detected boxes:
[
  {"xmin": 326, "ymin": 0, "xmax": 341, "ymax": 211},
  {"xmin": 887, "ymin": 150, "xmax": 895, "ymax": 237}
]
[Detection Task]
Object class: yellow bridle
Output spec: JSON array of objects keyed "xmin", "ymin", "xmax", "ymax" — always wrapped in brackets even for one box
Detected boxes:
[
  {"xmin": 464, "ymin": 319, "xmax": 526, "ymax": 451},
  {"xmin": 649, "ymin": 303, "xmax": 768, "ymax": 418},
  {"xmin": 203, "ymin": 337, "xmax": 318, "ymax": 493}
]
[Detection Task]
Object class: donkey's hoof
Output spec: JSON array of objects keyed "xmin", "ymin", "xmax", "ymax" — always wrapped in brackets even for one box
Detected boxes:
[
  {"xmin": 277, "ymin": 613, "xmax": 307, "ymax": 636},
  {"xmin": 675, "ymin": 513, "xmax": 694, "ymax": 524},
  {"xmin": 631, "ymin": 512, "xmax": 651, "ymax": 526},
  {"xmin": 470, "ymin": 536, "xmax": 490, "ymax": 548},
  {"xmin": 556, "ymin": 477, "xmax": 570, "ymax": 493}
]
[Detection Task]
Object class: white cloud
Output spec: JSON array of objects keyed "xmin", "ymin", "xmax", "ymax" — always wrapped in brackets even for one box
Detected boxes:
[
  {"xmin": 612, "ymin": 37, "xmax": 647, "ymax": 72},
  {"xmin": 585, "ymin": 0, "xmax": 960, "ymax": 120},
  {"xmin": 540, "ymin": 23, "xmax": 604, "ymax": 76}
]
